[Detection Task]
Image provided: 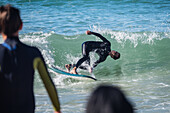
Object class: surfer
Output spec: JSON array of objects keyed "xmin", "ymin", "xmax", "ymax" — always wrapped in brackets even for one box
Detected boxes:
[
  {"xmin": 65, "ymin": 30, "xmax": 120, "ymax": 74},
  {"xmin": 0, "ymin": 4, "xmax": 61, "ymax": 113}
]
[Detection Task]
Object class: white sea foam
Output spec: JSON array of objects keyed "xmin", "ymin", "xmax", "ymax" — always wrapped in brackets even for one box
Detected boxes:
[
  {"xmin": 89, "ymin": 25, "xmax": 168, "ymax": 48},
  {"xmin": 20, "ymin": 32, "xmax": 55, "ymax": 65}
]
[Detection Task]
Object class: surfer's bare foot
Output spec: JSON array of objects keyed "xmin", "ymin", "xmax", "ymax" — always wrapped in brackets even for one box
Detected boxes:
[
  {"xmin": 65, "ymin": 64, "xmax": 71, "ymax": 72},
  {"xmin": 70, "ymin": 67, "xmax": 78, "ymax": 74}
]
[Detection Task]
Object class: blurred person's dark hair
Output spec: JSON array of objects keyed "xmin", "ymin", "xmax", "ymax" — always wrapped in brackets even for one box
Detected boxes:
[{"xmin": 86, "ymin": 84, "xmax": 134, "ymax": 113}]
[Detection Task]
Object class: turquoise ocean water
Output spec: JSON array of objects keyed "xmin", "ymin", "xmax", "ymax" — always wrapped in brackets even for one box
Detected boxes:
[{"xmin": 0, "ymin": 0, "xmax": 170, "ymax": 113}]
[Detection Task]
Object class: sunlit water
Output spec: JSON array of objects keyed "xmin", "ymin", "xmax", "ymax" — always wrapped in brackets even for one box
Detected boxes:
[{"xmin": 0, "ymin": 0, "xmax": 170, "ymax": 113}]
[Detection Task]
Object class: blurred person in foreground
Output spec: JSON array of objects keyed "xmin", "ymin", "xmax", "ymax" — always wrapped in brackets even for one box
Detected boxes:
[
  {"xmin": 86, "ymin": 84, "xmax": 134, "ymax": 113},
  {"xmin": 0, "ymin": 4, "xmax": 61, "ymax": 113}
]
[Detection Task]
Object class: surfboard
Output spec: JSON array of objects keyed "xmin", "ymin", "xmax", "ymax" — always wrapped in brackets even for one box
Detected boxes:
[{"xmin": 50, "ymin": 66, "xmax": 97, "ymax": 81}]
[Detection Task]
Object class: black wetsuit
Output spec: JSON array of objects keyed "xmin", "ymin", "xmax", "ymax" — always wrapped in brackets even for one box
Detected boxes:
[
  {"xmin": 75, "ymin": 32, "xmax": 111, "ymax": 69},
  {"xmin": 0, "ymin": 37, "xmax": 60, "ymax": 113}
]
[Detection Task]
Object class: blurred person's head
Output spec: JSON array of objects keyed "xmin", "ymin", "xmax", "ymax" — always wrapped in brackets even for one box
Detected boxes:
[
  {"xmin": 0, "ymin": 4, "xmax": 22, "ymax": 38},
  {"xmin": 86, "ymin": 84, "xmax": 134, "ymax": 113}
]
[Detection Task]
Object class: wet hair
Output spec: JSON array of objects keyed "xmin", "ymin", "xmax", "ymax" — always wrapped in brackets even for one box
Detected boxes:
[
  {"xmin": 110, "ymin": 50, "xmax": 120, "ymax": 60},
  {"xmin": 86, "ymin": 84, "xmax": 134, "ymax": 113},
  {"xmin": 113, "ymin": 51, "xmax": 120, "ymax": 60},
  {"xmin": 0, "ymin": 4, "xmax": 22, "ymax": 37}
]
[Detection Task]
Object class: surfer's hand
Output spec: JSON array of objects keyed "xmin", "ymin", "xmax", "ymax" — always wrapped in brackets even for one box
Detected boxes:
[
  {"xmin": 86, "ymin": 30, "xmax": 91, "ymax": 35},
  {"xmin": 89, "ymin": 67, "xmax": 93, "ymax": 73}
]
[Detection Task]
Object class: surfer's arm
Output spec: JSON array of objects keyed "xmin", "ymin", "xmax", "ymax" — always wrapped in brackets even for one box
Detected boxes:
[
  {"xmin": 86, "ymin": 30, "xmax": 110, "ymax": 43},
  {"xmin": 33, "ymin": 57, "xmax": 61, "ymax": 113}
]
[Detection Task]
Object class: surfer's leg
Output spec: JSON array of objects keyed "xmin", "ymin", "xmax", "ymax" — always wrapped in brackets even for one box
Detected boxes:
[
  {"xmin": 70, "ymin": 42, "xmax": 90, "ymax": 74},
  {"xmin": 70, "ymin": 56, "xmax": 89, "ymax": 74},
  {"xmin": 76, "ymin": 56, "xmax": 89, "ymax": 68},
  {"xmin": 78, "ymin": 57, "xmax": 90, "ymax": 70},
  {"xmin": 77, "ymin": 42, "xmax": 90, "ymax": 69}
]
